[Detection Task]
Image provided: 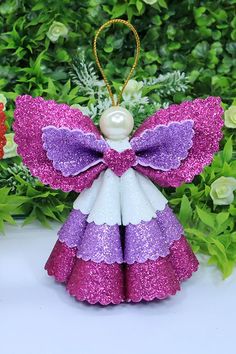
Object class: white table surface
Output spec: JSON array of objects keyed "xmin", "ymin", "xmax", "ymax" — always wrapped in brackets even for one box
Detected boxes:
[{"xmin": 0, "ymin": 221, "xmax": 235, "ymax": 354}]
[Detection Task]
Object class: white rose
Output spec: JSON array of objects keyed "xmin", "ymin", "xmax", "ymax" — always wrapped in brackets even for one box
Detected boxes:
[
  {"xmin": 0, "ymin": 94, "xmax": 7, "ymax": 111},
  {"xmin": 46, "ymin": 21, "xmax": 69, "ymax": 43},
  {"xmin": 225, "ymin": 106, "xmax": 236, "ymax": 128},
  {"xmin": 3, "ymin": 133, "xmax": 18, "ymax": 159},
  {"xmin": 224, "ymin": 106, "xmax": 236, "ymax": 128},
  {"xmin": 122, "ymin": 79, "xmax": 143, "ymax": 100},
  {"xmin": 143, "ymin": 0, "xmax": 157, "ymax": 4},
  {"xmin": 210, "ymin": 177, "xmax": 236, "ymax": 205}
]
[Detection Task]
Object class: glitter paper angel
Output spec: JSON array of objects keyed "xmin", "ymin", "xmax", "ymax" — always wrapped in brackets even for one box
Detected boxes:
[{"xmin": 13, "ymin": 20, "xmax": 224, "ymax": 305}]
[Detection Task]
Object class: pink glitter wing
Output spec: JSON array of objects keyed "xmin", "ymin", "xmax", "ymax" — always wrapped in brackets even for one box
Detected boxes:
[
  {"xmin": 0, "ymin": 104, "xmax": 7, "ymax": 159},
  {"xmin": 132, "ymin": 97, "xmax": 224, "ymax": 187},
  {"xmin": 13, "ymin": 95, "xmax": 107, "ymax": 192}
]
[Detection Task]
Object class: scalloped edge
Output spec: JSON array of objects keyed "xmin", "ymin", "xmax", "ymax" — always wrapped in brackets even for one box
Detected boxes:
[
  {"xmin": 46, "ymin": 263, "xmax": 199, "ymax": 306},
  {"xmin": 42, "ymin": 126, "xmax": 107, "ymax": 178},
  {"xmin": 132, "ymin": 96, "xmax": 224, "ymax": 188},
  {"xmin": 132, "ymin": 96, "xmax": 223, "ymax": 139},
  {"xmin": 66, "ymin": 262, "xmax": 199, "ymax": 306},
  {"xmin": 131, "ymin": 120, "xmax": 195, "ymax": 172},
  {"xmin": 13, "ymin": 94, "xmax": 105, "ymax": 192},
  {"xmin": 66, "ymin": 288, "xmax": 125, "ymax": 305},
  {"xmin": 45, "ymin": 267, "xmax": 67, "ymax": 283},
  {"xmin": 58, "ymin": 226, "xmax": 183, "ymax": 266},
  {"xmin": 46, "ymin": 248, "xmax": 199, "ymax": 306},
  {"xmin": 126, "ymin": 261, "xmax": 199, "ymax": 304}
]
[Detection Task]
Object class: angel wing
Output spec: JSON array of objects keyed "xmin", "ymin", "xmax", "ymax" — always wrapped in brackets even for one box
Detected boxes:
[
  {"xmin": 130, "ymin": 97, "xmax": 224, "ymax": 187},
  {"xmin": 13, "ymin": 95, "xmax": 108, "ymax": 192},
  {"xmin": 0, "ymin": 103, "xmax": 7, "ymax": 159}
]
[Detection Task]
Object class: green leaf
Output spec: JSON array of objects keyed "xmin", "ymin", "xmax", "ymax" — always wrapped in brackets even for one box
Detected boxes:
[
  {"xmin": 216, "ymin": 212, "xmax": 229, "ymax": 226},
  {"xmin": 0, "ymin": 219, "xmax": 5, "ymax": 234},
  {"xmin": 0, "ymin": 187, "xmax": 11, "ymax": 202},
  {"xmin": 35, "ymin": 208, "xmax": 51, "ymax": 228},
  {"xmin": 208, "ymin": 239, "xmax": 232, "ymax": 278},
  {"xmin": 22, "ymin": 211, "xmax": 37, "ymax": 226},
  {"xmin": 222, "ymin": 136, "xmax": 233, "ymax": 162},
  {"xmin": 157, "ymin": 0, "xmax": 168, "ymax": 9},
  {"xmin": 136, "ymin": 0, "xmax": 143, "ymax": 13},
  {"xmin": 192, "ymin": 41, "xmax": 209, "ymax": 59},
  {"xmin": 111, "ymin": 4, "xmax": 127, "ymax": 18},
  {"xmin": 196, "ymin": 206, "xmax": 216, "ymax": 229},
  {"xmin": 179, "ymin": 195, "xmax": 192, "ymax": 226},
  {"xmin": 185, "ymin": 228, "xmax": 207, "ymax": 241},
  {"xmin": 2, "ymin": 214, "xmax": 16, "ymax": 225}
]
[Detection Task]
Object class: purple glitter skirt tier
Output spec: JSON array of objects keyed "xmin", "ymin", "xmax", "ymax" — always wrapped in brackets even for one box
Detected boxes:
[{"xmin": 45, "ymin": 206, "xmax": 199, "ymax": 305}]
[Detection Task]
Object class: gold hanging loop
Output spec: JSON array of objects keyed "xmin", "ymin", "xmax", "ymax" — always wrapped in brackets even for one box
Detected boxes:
[{"xmin": 93, "ymin": 19, "xmax": 140, "ymax": 106}]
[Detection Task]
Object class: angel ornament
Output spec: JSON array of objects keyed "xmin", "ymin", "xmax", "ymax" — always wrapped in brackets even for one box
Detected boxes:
[{"xmin": 14, "ymin": 20, "xmax": 223, "ymax": 305}]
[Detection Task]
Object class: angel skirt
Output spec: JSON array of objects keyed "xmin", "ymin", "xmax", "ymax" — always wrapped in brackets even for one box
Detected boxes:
[
  {"xmin": 45, "ymin": 207, "xmax": 198, "ymax": 304},
  {"xmin": 45, "ymin": 139, "xmax": 199, "ymax": 305}
]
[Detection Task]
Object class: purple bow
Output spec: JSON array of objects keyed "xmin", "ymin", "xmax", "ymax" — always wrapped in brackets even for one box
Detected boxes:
[
  {"xmin": 42, "ymin": 120, "xmax": 194, "ymax": 177},
  {"xmin": 130, "ymin": 120, "xmax": 194, "ymax": 171},
  {"xmin": 42, "ymin": 127, "xmax": 107, "ymax": 177}
]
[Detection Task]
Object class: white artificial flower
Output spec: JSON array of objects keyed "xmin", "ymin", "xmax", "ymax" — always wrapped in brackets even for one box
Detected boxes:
[
  {"xmin": 122, "ymin": 79, "xmax": 143, "ymax": 100},
  {"xmin": 0, "ymin": 94, "xmax": 7, "ymax": 111},
  {"xmin": 224, "ymin": 105, "xmax": 236, "ymax": 128},
  {"xmin": 46, "ymin": 21, "xmax": 68, "ymax": 43},
  {"xmin": 143, "ymin": 0, "xmax": 158, "ymax": 5},
  {"xmin": 3, "ymin": 133, "xmax": 18, "ymax": 159},
  {"xmin": 210, "ymin": 176, "xmax": 236, "ymax": 205}
]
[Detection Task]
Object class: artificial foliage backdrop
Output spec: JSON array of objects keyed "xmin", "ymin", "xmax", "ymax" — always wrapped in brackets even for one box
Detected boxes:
[{"xmin": 0, "ymin": 0, "xmax": 236, "ymax": 277}]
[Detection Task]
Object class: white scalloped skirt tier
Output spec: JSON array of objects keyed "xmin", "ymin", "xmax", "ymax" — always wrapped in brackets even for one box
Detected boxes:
[{"xmin": 73, "ymin": 168, "xmax": 168, "ymax": 226}]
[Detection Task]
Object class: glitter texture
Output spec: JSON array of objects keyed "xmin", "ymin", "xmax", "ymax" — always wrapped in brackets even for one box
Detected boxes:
[
  {"xmin": 124, "ymin": 205, "xmax": 183, "ymax": 263},
  {"xmin": 47, "ymin": 236, "xmax": 198, "ymax": 305},
  {"xmin": 53, "ymin": 205, "xmax": 184, "ymax": 265},
  {"xmin": 13, "ymin": 95, "xmax": 223, "ymax": 191},
  {"xmin": 126, "ymin": 257, "xmax": 181, "ymax": 301},
  {"xmin": 77, "ymin": 222, "xmax": 123, "ymax": 264},
  {"xmin": 15, "ymin": 95, "xmax": 210, "ymax": 305},
  {"xmin": 42, "ymin": 126, "xmax": 108, "ymax": 177},
  {"xmin": 103, "ymin": 148, "xmax": 137, "ymax": 176},
  {"xmin": 45, "ymin": 240, "xmax": 77, "ymax": 283},
  {"xmin": 13, "ymin": 95, "xmax": 107, "ymax": 192},
  {"xmin": 45, "ymin": 231, "xmax": 198, "ymax": 305},
  {"xmin": 169, "ymin": 235, "xmax": 199, "ymax": 281},
  {"xmin": 131, "ymin": 120, "xmax": 194, "ymax": 171},
  {"xmin": 0, "ymin": 103, "xmax": 7, "ymax": 159},
  {"xmin": 133, "ymin": 97, "xmax": 224, "ymax": 187},
  {"xmin": 66, "ymin": 259, "xmax": 125, "ymax": 305},
  {"xmin": 126, "ymin": 236, "xmax": 199, "ymax": 302},
  {"xmin": 58, "ymin": 209, "xmax": 87, "ymax": 247},
  {"xmin": 44, "ymin": 207, "xmax": 198, "ymax": 304}
]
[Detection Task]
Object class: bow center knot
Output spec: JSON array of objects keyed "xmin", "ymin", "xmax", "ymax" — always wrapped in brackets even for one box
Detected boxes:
[{"xmin": 103, "ymin": 148, "xmax": 137, "ymax": 176}]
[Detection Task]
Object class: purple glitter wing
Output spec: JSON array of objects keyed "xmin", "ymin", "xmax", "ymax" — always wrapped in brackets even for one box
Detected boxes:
[
  {"xmin": 13, "ymin": 95, "xmax": 107, "ymax": 192},
  {"xmin": 42, "ymin": 126, "xmax": 108, "ymax": 177},
  {"xmin": 132, "ymin": 97, "xmax": 224, "ymax": 187},
  {"xmin": 130, "ymin": 120, "xmax": 194, "ymax": 171}
]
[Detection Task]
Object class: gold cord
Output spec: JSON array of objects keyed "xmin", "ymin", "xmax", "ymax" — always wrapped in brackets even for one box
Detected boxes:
[{"xmin": 93, "ymin": 19, "xmax": 140, "ymax": 106}]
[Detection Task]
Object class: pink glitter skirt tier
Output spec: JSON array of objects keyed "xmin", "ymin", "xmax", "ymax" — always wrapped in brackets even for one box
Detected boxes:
[{"xmin": 45, "ymin": 207, "xmax": 199, "ymax": 305}]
